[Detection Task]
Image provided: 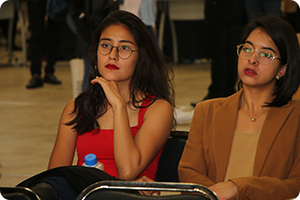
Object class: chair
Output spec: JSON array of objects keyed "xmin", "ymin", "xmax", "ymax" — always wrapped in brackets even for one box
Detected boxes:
[
  {"xmin": 0, "ymin": 186, "xmax": 41, "ymax": 200},
  {"xmin": 76, "ymin": 180, "xmax": 219, "ymax": 200},
  {"xmin": 155, "ymin": 130, "xmax": 189, "ymax": 182}
]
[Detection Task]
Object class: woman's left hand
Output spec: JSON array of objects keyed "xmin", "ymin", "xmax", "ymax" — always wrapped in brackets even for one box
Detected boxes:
[
  {"xmin": 91, "ymin": 76, "xmax": 125, "ymax": 108},
  {"xmin": 134, "ymin": 176, "xmax": 161, "ymax": 196},
  {"xmin": 208, "ymin": 181, "xmax": 237, "ymax": 200}
]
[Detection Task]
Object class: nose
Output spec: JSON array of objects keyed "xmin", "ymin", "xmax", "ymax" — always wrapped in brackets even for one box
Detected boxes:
[
  {"xmin": 109, "ymin": 46, "xmax": 119, "ymax": 60},
  {"xmin": 248, "ymin": 50, "xmax": 259, "ymax": 66}
]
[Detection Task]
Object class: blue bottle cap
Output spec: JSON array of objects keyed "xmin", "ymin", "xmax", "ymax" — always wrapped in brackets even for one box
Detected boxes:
[{"xmin": 84, "ymin": 154, "xmax": 97, "ymax": 166}]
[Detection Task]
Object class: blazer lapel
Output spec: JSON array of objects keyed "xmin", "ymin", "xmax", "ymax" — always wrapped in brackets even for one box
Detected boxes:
[
  {"xmin": 214, "ymin": 91, "xmax": 242, "ymax": 182},
  {"xmin": 253, "ymin": 103, "xmax": 294, "ymax": 176}
]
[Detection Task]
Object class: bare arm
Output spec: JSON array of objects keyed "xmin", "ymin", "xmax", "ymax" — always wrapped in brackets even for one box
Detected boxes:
[
  {"xmin": 114, "ymin": 98, "xmax": 173, "ymax": 180},
  {"xmin": 48, "ymin": 100, "xmax": 78, "ymax": 169},
  {"xmin": 91, "ymin": 77, "xmax": 173, "ymax": 180}
]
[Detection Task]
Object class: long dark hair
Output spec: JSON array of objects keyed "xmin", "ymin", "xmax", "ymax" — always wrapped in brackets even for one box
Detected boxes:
[
  {"xmin": 66, "ymin": 10, "xmax": 175, "ymax": 135},
  {"xmin": 238, "ymin": 15, "xmax": 300, "ymax": 107}
]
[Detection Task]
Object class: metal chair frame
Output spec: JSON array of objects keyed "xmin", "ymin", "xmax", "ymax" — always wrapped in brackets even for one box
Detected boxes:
[
  {"xmin": 76, "ymin": 181, "xmax": 219, "ymax": 200},
  {"xmin": 0, "ymin": 186, "xmax": 41, "ymax": 200}
]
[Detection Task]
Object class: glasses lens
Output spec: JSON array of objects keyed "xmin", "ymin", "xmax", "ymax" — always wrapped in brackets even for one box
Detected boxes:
[
  {"xmin": 98, "ymin": 42, "xmax": 136, "ymax": 59},
  {"xmin": 99, "ymin": 41, "xmax": 111, "ymax": 55},
  {"xmin": 238, "ymin": 44, "xmax": 253, "ymax": 58},
  {"xmin": 257, "ymin": 50, "xmax": 274, "ymax": 64},
  {"xmin": 118, "ymin": 45, "xmax": 132, "ymax": 59}
]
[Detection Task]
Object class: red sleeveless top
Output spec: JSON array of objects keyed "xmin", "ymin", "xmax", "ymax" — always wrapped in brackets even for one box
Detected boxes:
[{"xmin": 76, "ymin": 95, "xmax": 162, "ymax": 180}]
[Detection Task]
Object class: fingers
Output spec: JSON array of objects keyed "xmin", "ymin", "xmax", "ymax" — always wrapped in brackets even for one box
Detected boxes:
[
  {"xmin": 90, "ymin": 76, "xmax": 100, "ymax": 84},
  {"xmin": 138, "ymin": 190, "xmax": 160, "ymax": 196},
  {"xmin": 91, "ymin": 76, "xmax": 108, "ymax": 85},
  {"xmin": 91, "ymin": 76, "xmax": 118, "ymax": 93},
  {"xmin": 138, "ymin": 190, "xmax": 152, "ymax": 196},
  {"xmin": 208, "ymin": 182, "xmax": 237, "ymax": 200},
  {"xmin": 134, "ymin": 176, "xmax": 161, "ymax": 196},
  {"xmin": 134, "ymin": 176, "xmax": 155, "ymax": 182},
  {"xmin": 90, "ymin": 76, "xmax": 123, "ymax": 107}
]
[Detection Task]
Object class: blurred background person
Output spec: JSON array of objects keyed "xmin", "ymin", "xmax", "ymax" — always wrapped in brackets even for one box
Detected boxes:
[
  {"xmin": 26, "ymin": 0, "xmax": 65, "ymax": 89},
  {"xmin": 191, "ymin": 0, "xmax": 244, "ymax": 106},
  {"xmin": 68, "ymin": 0, "xmax": 119, "ymax": 94},
  {"xmin": 119, "ymin": 0, "xmax": 157, "ymax": 44},
  {"xmin": 244, "ymin": 0, "xmax": 281, "ymax": 22}
]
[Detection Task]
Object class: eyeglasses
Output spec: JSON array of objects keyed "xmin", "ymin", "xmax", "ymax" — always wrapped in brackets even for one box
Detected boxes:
[
  {"xmin": 237, "ymin": 44, "xmax": 282, "ymax": 64},
  {"xmin": 98, "ymin": 41, "xmax": 139, "ymax": 59}
]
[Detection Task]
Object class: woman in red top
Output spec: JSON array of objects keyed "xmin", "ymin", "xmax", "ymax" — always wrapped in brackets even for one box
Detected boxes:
[{"xmin": 48, "ymin": 10, "xmax": 175, "ymax": 181}]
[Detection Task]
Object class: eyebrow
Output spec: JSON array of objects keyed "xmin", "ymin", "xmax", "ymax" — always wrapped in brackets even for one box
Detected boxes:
[
  {"xmin": 245, "ymin": 41, "xmax": 277, "ymax": 54},
  {"xmin": 99, "ymin": 38, "xmax": 135, "ymax": 45}
]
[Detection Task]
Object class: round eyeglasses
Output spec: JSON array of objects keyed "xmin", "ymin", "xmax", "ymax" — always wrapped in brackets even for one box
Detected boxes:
[
  {"xmin": 237, "ymin": 44, "xmax": 282, "ymax": 65},
  {"xmin": 98, "ymin": 41, "xmax": 139, "ymax": 59}
]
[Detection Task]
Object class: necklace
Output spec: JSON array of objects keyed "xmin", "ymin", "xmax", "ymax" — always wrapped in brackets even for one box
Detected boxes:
[{"xmin": 242, "ymin": 101, "xmax": 269, "ymax": 122}]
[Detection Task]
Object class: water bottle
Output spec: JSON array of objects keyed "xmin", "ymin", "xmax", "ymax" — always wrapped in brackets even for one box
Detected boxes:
[{"xmin": 82, "ymin": 153, "xmax": 104, "ymax": 170}]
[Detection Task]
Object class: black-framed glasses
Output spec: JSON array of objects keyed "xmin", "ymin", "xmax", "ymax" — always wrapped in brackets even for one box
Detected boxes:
[
  {"xmin": 98, "ymin": 41, "xmax": 139, "ymax": 59},
  {"xmin": 237, "ymin": 44, "xmax": 282, "ymax": 64}
]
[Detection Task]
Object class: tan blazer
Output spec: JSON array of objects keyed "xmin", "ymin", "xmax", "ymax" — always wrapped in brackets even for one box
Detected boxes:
[{"xmin": 178, "ymin": 90, "xmax": 300, "ymax": 200}]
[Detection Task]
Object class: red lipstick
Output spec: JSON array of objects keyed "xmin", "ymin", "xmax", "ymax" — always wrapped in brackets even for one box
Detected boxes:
[
  {"xmin": 244, "ymin": 68, "xmax": 257, "ymax": 76},
  {"xmin": 105, "ymin": 64, "xmax": 119, "ymax": 70}
]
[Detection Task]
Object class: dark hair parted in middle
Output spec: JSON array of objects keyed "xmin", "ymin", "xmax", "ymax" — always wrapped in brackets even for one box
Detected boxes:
[
  {"xmin": 67, "ymin": 10, "xmax": 175, "ymax": 134},
  {"xmin": 238, "ymin": 15, "xmax": 300, "ymax": 107}
]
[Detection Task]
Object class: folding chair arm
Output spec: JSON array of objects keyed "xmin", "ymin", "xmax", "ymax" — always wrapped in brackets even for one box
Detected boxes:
[
  {"xmin": 77, "ymin": 180, "xmax": 219, "ymax": 200},
  {"xmin": 0, "ymin": 186, "xmax": 41, "ymax": 200}
]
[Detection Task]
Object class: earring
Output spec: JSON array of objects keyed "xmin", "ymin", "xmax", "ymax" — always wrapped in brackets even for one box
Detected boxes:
[{"xmin": 276, "ymin": 75, "xmax": 280, "ymax": 80}]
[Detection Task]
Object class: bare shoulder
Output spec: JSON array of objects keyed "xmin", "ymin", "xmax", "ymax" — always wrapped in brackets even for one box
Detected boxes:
[
  {"xmin": 63, "ymin": 99, "xmax": 75, "ymax": 113},
  {"xmin": 139, "ymin": 98, "xmax": 174, "ymax": 140},
  {"xmin": 149, "ymin": 98, "xmax": 173, "ymax": 111},
  {"xmin": 60, "ymin": 99, "xmax": 76, "ymax": 121},
  {"xmin": 144, "ymin": 98, "xmax": 173, "ymax": 118}
]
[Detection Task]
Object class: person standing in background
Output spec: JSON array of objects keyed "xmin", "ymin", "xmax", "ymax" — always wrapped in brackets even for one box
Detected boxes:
[
  {"xmin": 26, "ymin": 0, "xmax": 63, "ymax": 89},
  {"xmin": 119, "ymin": 0, "xmax": 158, "ymax": 44},
  {"xmin": 192, "ymin": 0, "xmax": 244, "ymax": 106},
  {"xmin": 244, "ymin": 0, "xmax": 281, "ymax": 22},
  {"xmin": 0, "ymin": 4, "xmax": 21, "ymax": 51},
  {"xmin": 68, "ymin": 0, "xmax": 119, "ymax": 93}
]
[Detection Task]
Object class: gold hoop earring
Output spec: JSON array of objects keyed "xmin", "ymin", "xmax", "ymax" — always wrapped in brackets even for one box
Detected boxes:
[{"xmin": 276, "ymin": 75, "xmax": 280, "ymax": 80}]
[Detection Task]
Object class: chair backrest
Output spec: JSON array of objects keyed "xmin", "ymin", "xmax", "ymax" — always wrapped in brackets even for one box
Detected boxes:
[
  {"xmin": 155, "ymin": 130, "xmax": 189, "ymax": 182},
  {"xmin": 0, "ymin": 187, "xmax": 41, "ymax": 200},
  {"xmin": 76, "ymin": 180, "xmax": 219, "ymax": 200}
]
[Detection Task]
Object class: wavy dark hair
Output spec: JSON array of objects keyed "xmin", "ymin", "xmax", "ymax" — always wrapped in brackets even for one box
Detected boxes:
[
  {"xmin": 238, "ymin": 15, "xmax": 300, "ymax": 107},
  {"xmin": 66, "ymin": 10, "xmax": 175, "ymax": 135}
]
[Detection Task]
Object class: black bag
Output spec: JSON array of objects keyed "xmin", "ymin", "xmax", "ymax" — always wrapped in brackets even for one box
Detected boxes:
[{"xmin": 17, "ymin": 166, "xmax": 120, "ymax": 194}]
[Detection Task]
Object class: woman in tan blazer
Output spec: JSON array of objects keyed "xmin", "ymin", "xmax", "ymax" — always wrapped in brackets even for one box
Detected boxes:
[{"xmin": 178, "ymin": 15, "xmax": 300, "ymax": 200}]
